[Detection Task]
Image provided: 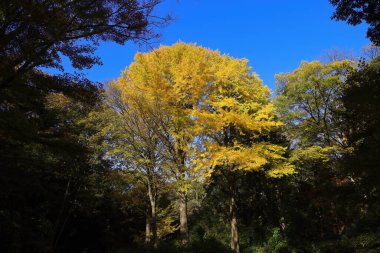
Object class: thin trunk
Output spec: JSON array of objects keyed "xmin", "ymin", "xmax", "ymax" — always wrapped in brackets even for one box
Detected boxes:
[
  {"xmin": 52, "ymin": 179, "xmax": 71, "ymax": 250},
  {"xmin": 318, "ymin": 208, "xmax": 325, "ymax": 240},
  {"xmin": 275, "ymin": 185, "xmax": 287, "ymax": 238},
  {"xmin": 179, "ymin": 191, "xmax": 189, "ymax": 245},
  {"xmin": 151, "ymin": 201, "xmax": 157, "ymax": 246},
  {"xmin": 230, "ymin": 179, "xmax": 239, "ymax": 253},
  {"xmin": 331, "ymin": 201, "xmax": 344, "ymax": 236},
  {"xmin": 176, "ymin": 147, "xmax": 188, "ymax": 245},
  {"xmin": 146, "ymin": 175, "xmax": 157, "ymax": 246},
  {"xmin": 147, "ymin": 183, "xmax": 157, "ymax": 246},
  {"xmin": 145, "ymin": 208, "xmax": 151, "ymax": 244}
]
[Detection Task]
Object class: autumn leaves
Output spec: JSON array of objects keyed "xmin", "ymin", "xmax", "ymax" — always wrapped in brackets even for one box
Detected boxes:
[{"xmin": 104, "ymin": 43, "xmax": 294, "ymax": 252}]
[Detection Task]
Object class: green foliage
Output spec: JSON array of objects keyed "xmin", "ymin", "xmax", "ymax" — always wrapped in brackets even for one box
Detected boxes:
[
  {"xmin": 343, "ymin": 57, "xmax": 380, "ymax": 190},
  {"xmin": 273, "ymin": 59, "xmax": 367, "ymax": 251},
  {"xmin": 115, "ymin": 239, "xmax": 233, "ymax": 253},
  {"xmin": 275, "ymin": 60, "xmax": 353, "ymax": 149},
  {"xmin": 249, "ymin": 228, "xmax": 290, "ymax": 253},
  {"xmin": 340, "ymin": 56, "xmax": 380, "ymax": 241},
  {"xmin": 349, "ymin": 231, "xmax": 380, "ymax": 251}
]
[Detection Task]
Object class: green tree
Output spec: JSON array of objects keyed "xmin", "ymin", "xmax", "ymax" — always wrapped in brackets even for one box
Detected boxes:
[
  {"xmin": 275, "ymin": 60, "xmax": 357, "ymax": 247},
  {"xmin": 85, "ymin": 80, "xmax": 169, "ymax": 246},
  {"xmin": 342, "ymin": 56, "xmax": 380, "ymax": 235},
  {"xmin": 275, "ymin": 60, "xmax": 354, "ymax": 150}
]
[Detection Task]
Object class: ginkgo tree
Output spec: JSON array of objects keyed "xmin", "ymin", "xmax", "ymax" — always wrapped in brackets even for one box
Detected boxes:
[
  {"xmin": 114, "ymin": 43, "xmax": 219, "ymax": 244},
  {"xmin": 112, "ymin": 43, "xmax": 294, "ymax": 250},
  {"xmin": 193, "ymin": 55, "xmax": 295, "ymax": 253}
]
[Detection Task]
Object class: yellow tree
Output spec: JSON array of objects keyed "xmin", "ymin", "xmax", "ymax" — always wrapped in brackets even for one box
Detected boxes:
[
  {"xmin": 115, "ymin": 43, "xmax": 294, "ymax": 250},
  {"xmin": 108, "ymin": 82, "xmax": 165, "ymax": 245},
  {"xmin": 83, "ymin": 82, "xmax": 167, "ymax": 246},
  {"xmin": 115, "ymin": 43, "xmax": 219, "ymax": 244},
  {"xmin": 193, "ymin": 55, "xmax": 295, "ymax": 253}
]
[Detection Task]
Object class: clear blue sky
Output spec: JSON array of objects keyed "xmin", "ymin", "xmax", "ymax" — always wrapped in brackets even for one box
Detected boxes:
[{"xmin": 56, "ymin": 0, "xmax": 370, "ymax": 91}]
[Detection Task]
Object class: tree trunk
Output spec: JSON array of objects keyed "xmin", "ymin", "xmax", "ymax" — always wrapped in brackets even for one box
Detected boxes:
[
  {"xmin": 145, "ymin": 209, "xmax": 151, "ymax": 244},
  {"xmin": 179, "ymin": 191, "xmax": 189, "ymax": 245},
  {"xmin": 147, "ymin": 177, "xmax": 157, "ymax": 246},
  {"xmin": 151, "ymin": 201, "xmax": 157, "ymax": 246},
  {"xmin": 150, "ymin": 197, "xmax": 157, "ymax": 245},
  {"xmin": 52, "ymin": 179, "xmax": 72, "ymax": 250},
  {"xmin": 230, "ymin": 179, "xmax": 239, "ymax": 253},
  {"xmin": 275, "ymin": 185, "xmax": 287, "ymax": 238}
]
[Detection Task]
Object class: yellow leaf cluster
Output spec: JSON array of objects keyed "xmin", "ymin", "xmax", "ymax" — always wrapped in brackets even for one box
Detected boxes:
[
  {"xmin": 112, "ymin": 42, "xmax": 295, "ymax": 180},
  {"xmin": 195, "ymin": 143, "xmax": 295, "ymax": 178}
]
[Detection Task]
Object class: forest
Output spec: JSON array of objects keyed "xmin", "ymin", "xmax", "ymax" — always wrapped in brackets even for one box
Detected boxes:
[{"xmin": 0, "ymin": 0, "xmax": 379, "ymax": 253}]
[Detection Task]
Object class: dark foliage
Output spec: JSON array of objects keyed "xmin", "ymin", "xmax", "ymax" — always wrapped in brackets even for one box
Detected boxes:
[
  {"xmin": 329, "ymin": 0, "xmax": 380, "ymax": 45},
  {"xmin": 1, "ymin": 1, "xmax": 380, "ymax": 252},
  {"xmin": 0, "ymin": 1, "xmax": 167, "ymax": 251},
  {"xmin": 0, "ymin": 0, "xmax": 168, "ymax": 89},
  {"xmin": 342, "ymin": 56, "xmax": 380, "ymax": 234},
  {"xmin": 0, "ymin": 72, "xmax": 143, "ymax": 252},
  {"xmin": 343, "ymin": 57, "xmax": 380, "ymax": 189}
]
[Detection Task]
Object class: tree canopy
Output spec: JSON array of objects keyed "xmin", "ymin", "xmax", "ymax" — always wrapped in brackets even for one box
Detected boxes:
[
  {"xmin": 2, "ymin": 1, "xmax": 380, "ymax": 252},
  {"xmin": 329, "ymin": 0, "xmax": 380, "ymax": 45},
  {"xmin": 0, "ymin": 0, "xmax": 169, "ymax": 89}
]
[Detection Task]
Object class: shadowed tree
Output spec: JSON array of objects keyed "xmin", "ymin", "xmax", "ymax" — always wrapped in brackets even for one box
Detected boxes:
[
  {"xmin": 0, "ymin": 71, "xmax": 106, "ymax": 252},
  {"xmin": 329, "ymin": 0, "xmax": 380, "ymax": 45},
  {"xmin": 275, "ymin": 60, "xmax": 358, "ymax": 245},
  {"xmin": 85, "ymin": 81, "xmax": 168, "ymax": 246},
  {"xmin": 342, "ymin": 57, "xmax": 380, "ymax": 233},
  {"xmin": 0, "ymin": 0, "xmax": 169, "ymax": 89}
]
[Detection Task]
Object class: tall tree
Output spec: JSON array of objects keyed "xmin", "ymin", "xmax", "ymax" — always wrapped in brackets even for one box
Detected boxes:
[
  {"xmin": 275, "ymin": 60, "xmax": 356, "ymax": 244},
  {"xmin": 113, "ymin": 43, "xmax": 219, "ymax": 244},
  {"xmin": 342, "ymin": 56, "xmax": 380, "ymax": 232},
  {"xmin": 193, "ymin": 55, "xmax": 294, "ymax": 253},
  {"xmin": 86, "ymin": 80, "xmax": 167, "ymax": 246},
  {"xmin": 275, "ymin": 60, "xmax": 354, "ymax": 149}
]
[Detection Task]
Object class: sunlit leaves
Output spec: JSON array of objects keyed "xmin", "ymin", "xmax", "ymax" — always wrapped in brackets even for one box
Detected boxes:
[{"xmin": 275, "ymin": 60, "xmax": 354, "ymax": 149}]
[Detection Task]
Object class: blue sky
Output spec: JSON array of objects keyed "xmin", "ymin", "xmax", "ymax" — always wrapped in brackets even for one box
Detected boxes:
[{"xmin": 55, "ymin": 0, "xmax": 370, "ymax": 91}]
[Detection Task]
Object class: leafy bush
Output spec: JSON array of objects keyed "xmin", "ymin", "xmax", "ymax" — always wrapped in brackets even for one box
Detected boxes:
[{"xmin": 249, "ymin": 228, "xmax": 291, "ymax": 253}]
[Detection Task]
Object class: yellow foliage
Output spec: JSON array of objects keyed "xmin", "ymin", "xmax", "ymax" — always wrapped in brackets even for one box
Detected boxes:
[
  {"xmin": 289, "ymin": 145, "xmax": 347, "ymax": 165},
  {"xmin": 157, "ymin": 205, "xmax": 178, "ymax": 239},
  {"xmin": 45, "ymin": 92, "xmax": 72, "ymax": 109},
  {"xmin": 195, "ymin": 143, "xmax": 295, "ymax": 178},
  {"xmin": 112, "ymin": 42, "xmax": 294, "ymax": 182},
  {"xmin": 266, "ymin": 162, "xmax": 296, "ymax": 178}
]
